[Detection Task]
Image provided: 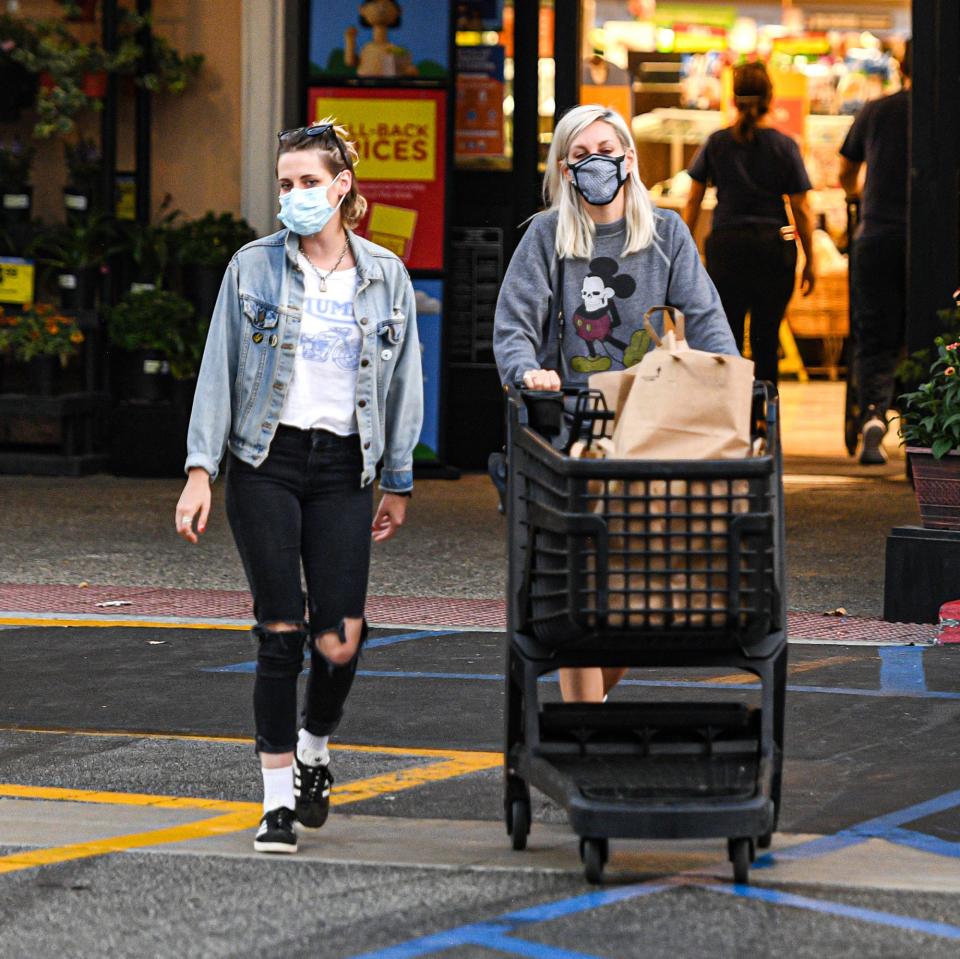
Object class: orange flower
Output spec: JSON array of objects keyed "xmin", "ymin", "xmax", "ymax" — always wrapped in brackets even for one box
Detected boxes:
[
  {"xmin": 35, "ymin": 304, "xmax": 53, "ymax": 316},
  {"xmin": 69, "ymin": 330, "xmax": 85, "ymax": 344},
  {"xmin": 946, "ymin": 367, "xmax": 956, "ymax": 376},
  {"xmin": 46, "ymin": 322, "xmax": 60, "ymax": 335}
]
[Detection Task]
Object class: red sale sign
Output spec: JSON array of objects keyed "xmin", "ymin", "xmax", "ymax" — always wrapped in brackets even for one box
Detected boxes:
[{"xmin": 308, "ymin": 87, "xmax": 447, "ymax": 270}]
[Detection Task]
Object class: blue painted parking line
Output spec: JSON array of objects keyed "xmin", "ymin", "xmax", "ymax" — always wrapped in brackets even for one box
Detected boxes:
[
  {"xmin": 205, "ymin": 663, "xmax": 960, "ymax": 701},
  {"xmin": 345, "ymin": 883, "xmax": 670, "ymax": 959},
  {"xmin": 703, "ymin": 883, "xmax": 960, "ymax": 940},
  {"xmin": 365, "ymin": 630, "xmax": 460, "ymax": 649},
  {"xmin": 755, "ymin": 787, "xmax": 960, "ymax": 868},
  {"xmin": 204, "ymin": 629, "xmax": 460, "ymax": 673},
  {"xmin": 362, "ymin": 671, "xmax": 960, "ymax": 702},
  {"xmin": 347, "ymin": 870, "xmax": 960, "ymax": 959},
  {"xmin": 456, "ymin": 933, "xmax": 604, "ymax": 959},
  {"xmin": 881, "ymin": 826, "xmax": 960, "ymax": 859},
  {"xmin": 879, "ymin": 646, "xmax": 927, "ymax": 693}
]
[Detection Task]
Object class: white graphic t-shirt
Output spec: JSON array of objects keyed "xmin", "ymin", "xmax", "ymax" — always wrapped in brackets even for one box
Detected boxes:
[{"xmin": 279, "ymin": 253, "xmax": 360, "ymax": 434}]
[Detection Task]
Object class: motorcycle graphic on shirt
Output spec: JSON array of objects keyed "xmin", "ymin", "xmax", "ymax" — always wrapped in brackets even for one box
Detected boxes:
[{"xmin": 570, "ymin": 257, "xmax": 652, "ymax": 374}]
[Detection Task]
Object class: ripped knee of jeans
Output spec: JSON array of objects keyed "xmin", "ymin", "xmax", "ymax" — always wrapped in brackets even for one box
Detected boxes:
[
  {"xmin": 253, "ymin": 622, "xmax": 307, "ymax": 680},
  {"xmin": 311, "ymin": 618, "xmax": 369, "ymax": 664}
]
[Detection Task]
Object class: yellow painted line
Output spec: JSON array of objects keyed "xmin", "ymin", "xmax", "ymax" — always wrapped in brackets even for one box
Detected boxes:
[
  {"xmin": 0, "ymin": 726, "xmax": 500, "ymax": 762},
  {"xmin": 0, "ymin": 616, "xmax": 248, "ymax": 631},
  {"xmin": 331, "ymin": 755, "xmax": 502, "ymax": 806},
  {"xmin": 789, "ymin": 654, "xmax": 859, "ymax": 674},
  {"xmin": 0, "ymin": 783, "xmax": 255, "ymax": 812},
  {"xmin": 0, "ymin": 748, "xmax": 502, "ymax": 875},
  {"xmin": 705, "ymin": 654, "xmax": 861, "ymax": 686},
  {"xmin": 0, "ymin": 809, "xmax": 261, "ymax": 875}
]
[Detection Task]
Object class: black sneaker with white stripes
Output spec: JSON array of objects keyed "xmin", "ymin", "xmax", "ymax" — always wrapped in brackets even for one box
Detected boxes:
[
  {"xmin": 253, "ymin": 806, "xmax": 297, "ymax": 854},
  {"xmin": 294, "ymin": 756, "xmax": 334, "ymax": 829}
]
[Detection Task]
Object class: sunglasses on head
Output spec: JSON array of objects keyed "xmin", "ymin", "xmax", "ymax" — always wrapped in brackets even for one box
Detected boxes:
[{"xmin": 277, "ymin": 124, "xmax": 352, "ymax": 171}]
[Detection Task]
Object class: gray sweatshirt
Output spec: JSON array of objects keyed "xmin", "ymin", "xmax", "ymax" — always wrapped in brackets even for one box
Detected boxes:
[{"xmin": 493, "ymin": 208, "xmax": 736, "ymax": 387}]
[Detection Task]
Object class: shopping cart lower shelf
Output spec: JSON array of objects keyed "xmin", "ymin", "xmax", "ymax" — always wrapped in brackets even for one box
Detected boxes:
[{"xmin": 502, "ymin": 384, "xmax": 788, "ymax": 885}]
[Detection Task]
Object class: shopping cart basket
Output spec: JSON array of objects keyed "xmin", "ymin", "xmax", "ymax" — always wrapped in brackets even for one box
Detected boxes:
[{"xmin": 502, "ymin": 382, "xmax": 787, "ymax": 884}]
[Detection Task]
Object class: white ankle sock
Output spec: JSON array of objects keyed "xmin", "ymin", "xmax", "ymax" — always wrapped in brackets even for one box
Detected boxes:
[
  {"xmin": 297, "ymin": 729, "xmax": 330, "ymax": 767},
  {"xmin": 261, "ymin": 764, "xmax": 295, "ymax": 814}
]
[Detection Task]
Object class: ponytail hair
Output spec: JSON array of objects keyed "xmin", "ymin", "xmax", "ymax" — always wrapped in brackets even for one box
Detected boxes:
[{"xmin": 732, "ymin": 61, "xmax": 773, "ymax": 143}]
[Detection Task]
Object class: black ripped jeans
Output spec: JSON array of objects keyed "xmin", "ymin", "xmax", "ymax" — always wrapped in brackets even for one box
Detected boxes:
[{"xmin": 225, "ymin": 425, "xmax": 373, "ymax": 754}]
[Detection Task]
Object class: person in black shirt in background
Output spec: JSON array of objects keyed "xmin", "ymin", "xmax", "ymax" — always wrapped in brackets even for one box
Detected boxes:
[
  {"xmin": 684, "ymin": 61, "xmax": 816, "ymax": 388},
  {"xmin": 839, "ymin": 40, "xmax": 911, "ymax": 465}
]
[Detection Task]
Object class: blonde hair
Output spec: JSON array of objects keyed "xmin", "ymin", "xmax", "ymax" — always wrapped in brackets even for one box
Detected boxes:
[
  {"xmin": 276, "ymin": 118, "xmax": 368, "ymax": 229},
  {"xmin": 542, "ymin": 105, "xmax": 657, "ymax": 259}
]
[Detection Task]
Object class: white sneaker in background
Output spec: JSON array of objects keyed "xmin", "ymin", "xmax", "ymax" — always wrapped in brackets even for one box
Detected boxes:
[{"xmin": 859, "ymin": 417, "xmax": 889, "ymax": 465}]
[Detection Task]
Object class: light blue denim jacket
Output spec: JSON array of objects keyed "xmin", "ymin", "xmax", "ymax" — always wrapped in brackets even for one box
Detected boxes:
[{"xmin": 185, "ymin": 228, "xmax": 423, "ymax": 492}]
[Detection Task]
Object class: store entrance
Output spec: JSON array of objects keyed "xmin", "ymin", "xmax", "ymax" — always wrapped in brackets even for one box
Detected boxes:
[
  {"xmin": 447, "ymin": 0, "xmax": 544, "ymax": 469},
  {"xmin": 564, "ymin": 1, "xmax": 915, "ymax": 464}
]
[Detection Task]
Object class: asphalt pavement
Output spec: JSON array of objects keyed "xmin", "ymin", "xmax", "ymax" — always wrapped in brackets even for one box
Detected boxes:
[
  {"xmin": 2, "ymin": 382, "xmax": 957, "ymax": 958},
  {"xmin": 1, "ymin": 623, "xmax": 959, "ymax": 958}
]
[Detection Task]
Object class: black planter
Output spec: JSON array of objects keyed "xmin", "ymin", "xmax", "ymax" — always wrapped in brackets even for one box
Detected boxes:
[
  {"xmin": 171, "ymin": 375, "xmax": 197, "ymax": 417},
  {"xmin": 109, "ymin": 400, "xmax": 187, "ymax": 477},
  {"xmin": 33, "ymin": 355, "xmax": 60, "ymax": 397},
  {"xmin": 58, "ymin": 266, "xmax": 100, "ymax": 311},
  {"xmin": 1, "ymin": 185, "xmax": 32, "ymax": 227},
  {"xmin": 180, "ymin": 262, "xmax": 225, "ymax": 321},
  {"xmin": 119, "ymin": 349, "xmax": 172, "ymax": 403},
  {"xmin": 63, "ymin": 186, "xmax": 99, "ymax": 224},
  {"xmin": 0, "ymin": 62, "xmax": 37, "ymax": 122}
]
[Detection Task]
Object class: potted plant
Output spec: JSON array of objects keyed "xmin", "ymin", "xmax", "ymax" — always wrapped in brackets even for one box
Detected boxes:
[
  {"xmin": 31, "ymin": 214, "xmax": 120, "ymax": 310},
  {"xmin": 0, "ymin": 302, "xmax": 85, "ymax": 395},
  {"xmin": 898, "ymin": 308, "xmax": 960, "ymax": 531},
  {"xmin": 0, "ymin": 14, "xmax": 39, "ymax": 123},
  {"xmin": 63, "ymin": 137, "xmax": 103, "ymax": 221},
  {"xmin": 105, "ymin": 287, "xmax": 197, "ymax": 401},
  {"xmin": 10, "ymin": 20, "xmax": 138, "ymax": 138},
  {"xmin": 116, "ymin": 199, "xmax": 181, "ymax": 291},
  {"xmin": 173, "ymin": 211, "xmax": 255, "ymax": 319},
  {"xmin": 0, "ymin": 139, "xmax": 36, "ymax": 227},
  {"xmin": 138, "ymin": 34, "xmax": 204, "ymax": 94}
]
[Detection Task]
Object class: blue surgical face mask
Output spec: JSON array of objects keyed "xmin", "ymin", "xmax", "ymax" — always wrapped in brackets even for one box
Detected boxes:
[
  {"xmin": 567, "ymin": 153, "xmax": 627, "ymax": 206},
  {"xmin": 277, "ymin": 174, "xmax": 345, "ymax": 235}
]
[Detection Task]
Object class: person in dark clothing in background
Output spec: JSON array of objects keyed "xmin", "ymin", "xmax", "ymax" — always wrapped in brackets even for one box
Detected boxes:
[
  {"xmin": 839, "ymin": 40, "xmax": 911, "ymax": 465},
  {"xmin": 684, "ymin": 61, "xmax": 816, "ymax": 388}
]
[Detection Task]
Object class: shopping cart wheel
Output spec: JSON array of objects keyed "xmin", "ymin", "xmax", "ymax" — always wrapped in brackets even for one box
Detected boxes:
[
  {"xmin": 509, "ymin": 798, "xmax": 530, "ymax": 851},
  {"xmin": 728, "ymin": 837, "xmax": 754, "ymax": 885},
  {"xmin": 581, "ymin": 838, "xmax": 607, "ymax": 884}
]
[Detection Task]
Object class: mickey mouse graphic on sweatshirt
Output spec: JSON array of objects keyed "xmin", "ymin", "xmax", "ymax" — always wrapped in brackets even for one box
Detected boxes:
[
  {"xmin": 570, "ymin": 257, "xmax": 652, "ymax": 373},
  {"xmin": 493, "ymin": 209, "xmax": 737, "ymax": 388}
]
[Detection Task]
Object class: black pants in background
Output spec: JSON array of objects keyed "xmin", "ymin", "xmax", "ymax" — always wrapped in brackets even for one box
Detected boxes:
[
  {"xmin": 850, "ymin": 232, "xmax": 907, "ymax": 419},
  {"xmin": 225, "ymin": 426, "xmax": 373, "ymax": 753},
  {"xmin": 705, "ymin": 224, "xmax": 798, "ymax": 387}
]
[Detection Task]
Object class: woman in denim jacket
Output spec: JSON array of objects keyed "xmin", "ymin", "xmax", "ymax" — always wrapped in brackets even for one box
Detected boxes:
[{"xmin": 175, "ymin": 121, "xmax": 423, "ymax": 854}]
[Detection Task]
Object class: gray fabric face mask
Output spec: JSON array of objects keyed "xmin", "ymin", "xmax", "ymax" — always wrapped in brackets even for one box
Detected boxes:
[{"xmin": 567, "ymin": 153, "xmax": 627, "ymax": 206}]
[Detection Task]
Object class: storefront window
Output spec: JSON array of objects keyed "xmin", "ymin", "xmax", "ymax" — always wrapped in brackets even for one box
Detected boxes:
[
  {"xmin": 455, "ymin": 3, "xmax": 514, "ymax": 169},
  {"xmin": 577, "ymin": 1, "xmax": 909, "ymax": 241}
]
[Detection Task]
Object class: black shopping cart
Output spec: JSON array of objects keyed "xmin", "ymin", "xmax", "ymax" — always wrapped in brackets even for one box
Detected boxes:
[{"xmin": 502, "ymin": 383, "xmax": 787, "ymax": 884}]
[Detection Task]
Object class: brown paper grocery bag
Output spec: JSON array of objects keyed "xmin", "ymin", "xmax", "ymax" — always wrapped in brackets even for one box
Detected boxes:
[
  {"xmin": 612, "ymin": 307, "xmax": 755, "ymax": 461},
  {"xmin": 589, "ymin": 368, "xmax": 639, "ymax": 431}
]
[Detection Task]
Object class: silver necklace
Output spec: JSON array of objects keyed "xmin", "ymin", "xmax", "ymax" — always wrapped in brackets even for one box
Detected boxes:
[{"xmin": 300, "ymin": 237, "xmax": 350, "ymax": 292}]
